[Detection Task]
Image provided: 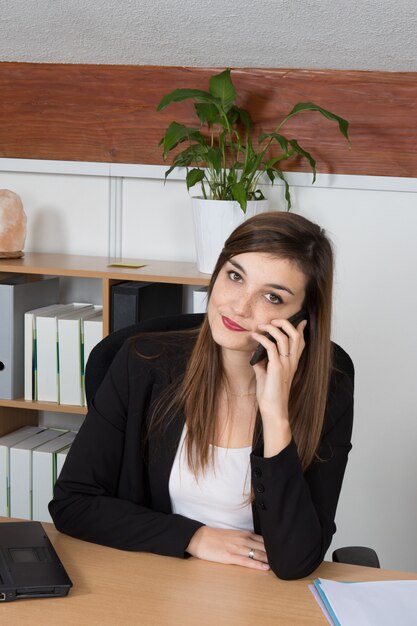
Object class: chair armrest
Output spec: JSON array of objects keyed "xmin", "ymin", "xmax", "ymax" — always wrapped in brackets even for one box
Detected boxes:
[{"xmin": 332, "ymin": 546, "xmax": 380, "ymax": 568}]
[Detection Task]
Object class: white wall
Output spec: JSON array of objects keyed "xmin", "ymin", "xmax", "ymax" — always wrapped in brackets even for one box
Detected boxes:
[
  {"xmin": 0, "ymin": 0, "xmax": 416, "ymax": 71},
  {"xmin": 1, "ymin": 161, "xmax": 416, "ymax": 572}
]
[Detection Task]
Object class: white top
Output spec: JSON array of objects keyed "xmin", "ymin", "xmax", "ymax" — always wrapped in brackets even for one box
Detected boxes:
[{"xmin": 169, "ymin": 425, "xmax": 254, "ymax": 532}]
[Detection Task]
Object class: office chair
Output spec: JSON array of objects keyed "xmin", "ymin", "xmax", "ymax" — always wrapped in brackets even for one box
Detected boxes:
[
  {"xmin": 332, "ymin": 547, "xmax": 380, "ymax": 568},
  {"xmin": 84, "ymin": 312, "xmax": 205, "ymax": 408},
  {"xmin": 85, "ymin": 313, "xmax": 380, "ymax": 569}
]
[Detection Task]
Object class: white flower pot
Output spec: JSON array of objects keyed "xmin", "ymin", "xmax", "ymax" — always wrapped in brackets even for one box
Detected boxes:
[{"xmin": 191, "ymin": 198, "xmax": 269, "ymax": 274}]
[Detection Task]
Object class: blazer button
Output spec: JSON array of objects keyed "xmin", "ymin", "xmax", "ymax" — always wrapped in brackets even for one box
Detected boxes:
[
  {"xmin": 258, "ymin": 501, "xmax": 266, "ymax": 510},
  {"xmin": 256, "ymin": 483, "xmax": 265, "ymax": 493},
  {"xmin": 253, "ymin": 467, "xmax": 262, "ymax": 479}
]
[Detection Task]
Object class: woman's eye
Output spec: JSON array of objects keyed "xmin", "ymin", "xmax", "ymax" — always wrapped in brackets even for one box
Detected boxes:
[
  {"xmin": 265, "ymin": 293, "xmax": 283, "ymax": 305},
  {"xmin": 227, "ymin": 270, "xmax": 242, "ymax": 282}
]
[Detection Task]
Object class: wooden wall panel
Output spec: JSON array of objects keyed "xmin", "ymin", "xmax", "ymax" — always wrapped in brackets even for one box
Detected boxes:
[{"xmin": 0, "ymin": 62, "xmax": 416, "ymax": 178}]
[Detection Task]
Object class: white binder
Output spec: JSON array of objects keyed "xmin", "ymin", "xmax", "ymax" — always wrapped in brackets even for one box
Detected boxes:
[
  {"xmin": 58, "ymin": 306, "xmax": 101, "ymax": 406},
  {"xmin": 10, "ymin": 429, "xmax": 65, "ymax": 520},
  {"xmin": 56, "ymin": 445, "xmax": 71, "ymax": 477},
  {"xmin": 24, "ymin": 302, "xmax": 72, "ymax": 401},
  {"xmin": 0, "ymin": 276, "xmax": 59, "ymax": 399},
  {"xmin": 36, "ymin": 304, "xmax": 93, "ymax": 403},
  {"xmin": 192, "ymin": 287, "xmax": 208, "ymax": 313},
  {"xmin": 82, "ymin": 309, "xmax": 103, "ymax": 404},
  {"xmin": 32, "ymin": 431, "xmax": 77, "ymax": 522}
]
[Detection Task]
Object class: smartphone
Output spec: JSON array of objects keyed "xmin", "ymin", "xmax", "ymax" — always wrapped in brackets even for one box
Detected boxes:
[{"xmin": 249, "ymin": 309, "xmax": 307, "ymax": 366}]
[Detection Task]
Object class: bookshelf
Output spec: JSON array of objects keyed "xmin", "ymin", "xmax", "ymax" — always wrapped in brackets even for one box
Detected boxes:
[{"xmin": 0, "ymin": 252, "xmax": 210, "ymax": 434}]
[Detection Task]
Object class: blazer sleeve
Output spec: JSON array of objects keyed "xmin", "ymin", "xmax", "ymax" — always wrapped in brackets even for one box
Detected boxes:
[
  {"xmin": 250, "ymin": 344, "xmax": 354, "ymax": 579},
  {"xmin": 49, "ymin": 340, "xmax": 203, "ymax": 558}
]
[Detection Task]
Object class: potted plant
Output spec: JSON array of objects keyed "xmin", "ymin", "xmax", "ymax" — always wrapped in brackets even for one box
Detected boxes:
[{"xmin": 157, "ymin": 68, "xmax": 350, "ymax": 273}]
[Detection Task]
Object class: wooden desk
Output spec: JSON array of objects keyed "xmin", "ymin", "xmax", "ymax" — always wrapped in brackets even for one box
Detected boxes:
[{"xmin": 2, "ymin": 521, "xmax": 417, "ymax": 625}]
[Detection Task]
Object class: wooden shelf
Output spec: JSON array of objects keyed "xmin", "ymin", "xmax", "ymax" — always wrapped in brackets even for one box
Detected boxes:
[
  {"xmin": 0, "ymin": 252, "xmax": 211, "ymax": 286},
  {"xmin": 0, "ymin": 251, "xmax": 209, "ymax": 432},
  {"xmin": 0, "ymin": 398, "xmax": 87, "ymax": 415}
]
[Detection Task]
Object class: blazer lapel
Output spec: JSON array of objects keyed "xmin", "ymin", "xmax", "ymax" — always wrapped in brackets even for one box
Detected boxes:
[{"xmin": 147, "ymin": 408, "xmax": 185, "ymax": 514}]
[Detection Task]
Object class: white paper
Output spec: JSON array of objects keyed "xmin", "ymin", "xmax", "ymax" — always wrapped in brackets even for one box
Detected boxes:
[{"xmin": 315, "ymin": 578, "xmax": 417, "ymax": 626}]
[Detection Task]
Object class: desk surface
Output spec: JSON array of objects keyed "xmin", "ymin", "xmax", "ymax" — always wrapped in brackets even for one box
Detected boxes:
[{"xmin": 2, "ymin": 520, "xmax": 417, "ymax": 626}]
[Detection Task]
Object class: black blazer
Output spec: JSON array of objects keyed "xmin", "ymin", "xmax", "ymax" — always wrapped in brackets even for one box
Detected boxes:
[{"xmin": 50, "ymin": 333, "xmax": 354, "ymax": 580}]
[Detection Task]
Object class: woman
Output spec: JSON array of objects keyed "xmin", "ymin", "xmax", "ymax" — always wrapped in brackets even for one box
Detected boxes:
[{"xmin": 50, "ymin": 211, "xmax": 354, "ymax": 580}]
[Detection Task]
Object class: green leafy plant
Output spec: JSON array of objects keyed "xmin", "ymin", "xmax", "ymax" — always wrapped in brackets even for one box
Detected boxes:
[{"xmin": 157, "ymin": 69, "xmax": 350, "ymax": 212}]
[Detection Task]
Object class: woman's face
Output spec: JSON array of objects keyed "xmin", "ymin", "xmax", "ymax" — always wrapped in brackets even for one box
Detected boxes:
[{"xmin": 208, "ymin": 252, "xmax": 307, "ymax": 356}]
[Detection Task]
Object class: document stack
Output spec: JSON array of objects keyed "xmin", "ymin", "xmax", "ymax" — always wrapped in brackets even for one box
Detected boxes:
[
  {"xmin": 311, "ymin": 577, "xmax": 417, "ymax": 625},
  {"xmin": 24, "ymin": 303, "xmax": 103, "ymax": 405},
  {"xmin": 0, "ymin": 426, "xmax": 77, "ymax": 522}
]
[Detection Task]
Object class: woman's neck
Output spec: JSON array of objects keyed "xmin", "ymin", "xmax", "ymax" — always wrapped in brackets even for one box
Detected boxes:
[{"xmin": 220, "ymin": 347, "xmax": 256, "ymax": 397}]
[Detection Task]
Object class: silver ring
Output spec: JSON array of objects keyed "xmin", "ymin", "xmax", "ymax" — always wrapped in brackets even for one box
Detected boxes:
[
  {"xmin": 248, "ymin": 548, "xmax": 255, "ymax": 560},
  {"xmin": 280, "ymin": 352, "xmax": 291, "ymax": 357}
]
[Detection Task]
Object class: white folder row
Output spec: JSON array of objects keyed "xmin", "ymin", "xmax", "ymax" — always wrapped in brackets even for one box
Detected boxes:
[
  {"xmin": 24, "ymin": 302, "xmax": 77, "ymax": 402},
  {"xmin": 0, "ymin": 425, "xmax": 44, "ymax": 517},
  {"xmin": 0, "ymin": 426, "xmax": 77, "ymax": 521},
  {"xmin": 24, "ymin": 303, "xmax": 103, "ymax": 405}
]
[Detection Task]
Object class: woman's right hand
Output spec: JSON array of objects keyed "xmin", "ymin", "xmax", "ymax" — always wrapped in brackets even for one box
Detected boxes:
[{"xmin": 185, "ymin": 526, "xmax": 270, "ymax": 571}]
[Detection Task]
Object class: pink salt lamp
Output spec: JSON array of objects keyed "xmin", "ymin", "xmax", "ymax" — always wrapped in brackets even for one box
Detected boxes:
[{"xmin": 0, "ymin": 190, "xmax": 27, "ymax": 258}]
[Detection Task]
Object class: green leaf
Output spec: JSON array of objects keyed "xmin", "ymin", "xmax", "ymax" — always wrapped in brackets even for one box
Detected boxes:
[
  {"xmin": 259, "ymin": 132, "xmax": 289, "ymax": 154},
  {"xmin": 195, "ymin": 102, "xmax": 220, "ymax": 125},
  {"xmin": 164, "ymin": 152, "xmax": 195, "ymax": 179},
  {"xmin": 164, "ymin": 145, "xmax": 207, "ymax": 180},
  {"xmin": 175, "ymin": 145, "xmax": 206, "ymax": 166},
  {"xmin": 264, "ymin": 155, "xmax": 290, "ymax": 169},
  {"xmin": 227, "ymin": 166, "xmax": 238, "ymax": 186},
  {"xmin": 186, "ymin": 168, "xmax": 206, "ymax": 191},
  {"xmin": 209, "ymin": 69, "xmax": 236, "ymax": 113},
  {"xmin": 160, "ymin": 122, "xmax": 205, "ymax": 159},
  {"xmin": 226, "ymin": 105, "xmax": 253, "ymax": 131},
  {"xmin": 206, "ymin": 147, "xmax": 222, "ymax": 174},
  {"xmin": 226, "ymin": 106, "xmax": 239, "ymax": 125},
  {"xmin": 157, "ymin": 89, "xmax": 218, "ymax": 111},
  {"xmin": 234, "ymin": 107, "xmax": 253, "ymax": 131},
  {"xmin": 231, "ymin": 181, "xmax": 248, "ymax": 213},
  {"xmin": 274, "ymin": 169, "xmax": 292, "ymax": 211},
  {"xmin": 266, "ymin": 168, "xmax": 276, "ymax": 184},
  {"xmin": 289, "ymin": 139, "xmax": 317, "ymax": 183},
  {"xmin": 280, "ymin": 102, "xmax": 350, "ymax": 145},
  {"xmin": 241, "ymin": 152, "xmax": 263, "ymax": 181},
  {"xmin": 164, "ymin": 164, "xmax": 178, "ymax": 180}
]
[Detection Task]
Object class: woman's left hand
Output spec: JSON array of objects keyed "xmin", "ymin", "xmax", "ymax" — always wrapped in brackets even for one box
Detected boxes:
[{"xmin": 251, "ymin": 318, "xmax": 307, "ymax": 455}]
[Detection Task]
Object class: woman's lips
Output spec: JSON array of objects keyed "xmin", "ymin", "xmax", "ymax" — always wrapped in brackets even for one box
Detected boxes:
[{"xmin": 222, "ymin": 316, "xmax": 247, "ymax": 332}]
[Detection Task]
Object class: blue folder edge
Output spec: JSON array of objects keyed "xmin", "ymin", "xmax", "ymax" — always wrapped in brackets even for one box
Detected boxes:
[{"xmin": 313, "ymin": 579, "xmax": 342, "ymax": 626}]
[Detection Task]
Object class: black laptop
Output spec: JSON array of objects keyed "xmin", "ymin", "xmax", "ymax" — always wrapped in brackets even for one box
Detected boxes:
[{"xmin": 0, "ymin": 521, "xmax": 72, "ymax": 602}]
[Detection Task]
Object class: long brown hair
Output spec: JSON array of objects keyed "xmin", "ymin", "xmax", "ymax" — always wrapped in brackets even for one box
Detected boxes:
[{"xmin": 152, "ymin": 211, "xmax": 334, "ymax": 472}]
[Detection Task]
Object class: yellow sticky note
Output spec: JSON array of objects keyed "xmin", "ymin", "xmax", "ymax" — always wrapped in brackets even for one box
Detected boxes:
[{"xmin": 108, "ymin": 262, "xmax": 147, "ymax": 269}]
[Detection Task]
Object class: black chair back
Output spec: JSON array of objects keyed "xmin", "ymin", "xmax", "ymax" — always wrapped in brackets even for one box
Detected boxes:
[{"xmin": 84, "ymin": 313, "xmax": 204, "ymax": 407}]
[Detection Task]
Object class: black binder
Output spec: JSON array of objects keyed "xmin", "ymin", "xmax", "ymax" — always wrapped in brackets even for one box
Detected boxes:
[{"xmin": 110, "ymin": 281, "xmax": 183, "ymax": 332}]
